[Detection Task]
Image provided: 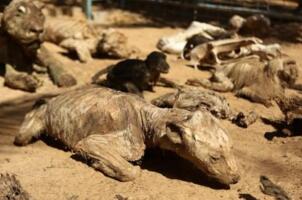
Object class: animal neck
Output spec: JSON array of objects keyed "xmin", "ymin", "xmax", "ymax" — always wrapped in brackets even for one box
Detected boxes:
[{"xmin": 142, "ymin": 107, "xmax": 190, "ymax": 148}]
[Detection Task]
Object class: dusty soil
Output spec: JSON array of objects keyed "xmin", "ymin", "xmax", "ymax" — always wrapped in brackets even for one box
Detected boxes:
[{"xmin": 0, "ymin": 9, "xmax": 302, "ymax": 200}]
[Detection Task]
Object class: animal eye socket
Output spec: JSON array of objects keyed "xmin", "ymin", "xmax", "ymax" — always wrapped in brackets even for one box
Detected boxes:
[
  {"xmin": 210, "ymin": 155, "xmax": 221, "ymax": 163},
  {"xmin": 18, "ymin": 6, "xmax": 27, "ymax": 14}
]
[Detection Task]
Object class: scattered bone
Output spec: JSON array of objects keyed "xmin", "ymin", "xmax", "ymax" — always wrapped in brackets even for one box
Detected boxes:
[
  {"xmin": 15, "ymin": 86, "xmax": 240, "ymax": 185},
  {"xmin": 187, "ymin": 37, "xmax": 281, "ymax": 68},
  {"xmin": 0, "ymin": 173, "xmax": 31, "ymax": 200},
  {"xmin": 260, "ymin": 175, "xmax": 291, "ymax": 200}
]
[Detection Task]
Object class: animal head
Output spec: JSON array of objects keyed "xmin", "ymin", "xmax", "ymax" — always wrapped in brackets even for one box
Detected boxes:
[
  {"xmin": 2, "ymin": 0, "xmax": 45, "ymax": 54},
  {"xmin": 146, "ymin": 51, "xmax": 170, "ymax": 73},
  {"xmin": 183, "ymin": 34, "xmax": 211, "ymax": 60},
  {"xmin": 278, "ymin": 58, "xmax": 298, "ymax": 88},
  {"xmin": 267, "ymin": 58, "xmax": 298, "ymax": 88},
  {"xmin": 14, "ymin": 98, "xmax": 47, "ymax": 146},
  {"xmin": 158, "ymin": 110, "xmax": 240, "ymax": 185}
]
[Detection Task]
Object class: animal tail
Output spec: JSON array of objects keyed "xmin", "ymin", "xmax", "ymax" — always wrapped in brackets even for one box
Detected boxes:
[{"xmin": 91, "ymin": 65, "xmax": 115, "ymax": 83}]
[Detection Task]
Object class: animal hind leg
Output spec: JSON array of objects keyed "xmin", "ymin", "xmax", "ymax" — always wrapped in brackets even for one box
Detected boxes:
[
  {"xmin": 74, "ymin": 134, "xmax": 141, "ymax": 182},
  {"xmin": 186, "ymin": 72, "xmax": 234, "ymax": 92},
  {"xmin": 236, "ymin": 87, "xmax": 272, "ymax": 107}
]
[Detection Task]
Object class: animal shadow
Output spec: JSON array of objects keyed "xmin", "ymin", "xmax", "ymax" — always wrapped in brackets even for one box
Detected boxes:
[
  {"xmin": 140, "ymin": 148, "xmax": 230, "ymax": 189},
  {"xmin": 40, "ymin": 134, "xmax": 70, "ymax": 152},
  {"xmin": 239, "ymin": 193, "xmax": 258, "ymax": 200},
  {"xmin": 261, "ymin": 117, "xmax": 301, "ymax": 140}
]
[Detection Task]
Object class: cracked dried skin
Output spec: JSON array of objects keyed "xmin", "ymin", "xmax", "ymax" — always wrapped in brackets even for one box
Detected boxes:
[
  {"xmin": 14, "ymin": 86, "xmax": 239, "ymax": 185},
  {"xmin": 151, "ymin": 87, "xmax": 232, "ymax": 119},
  {"xmin": 186, "ymin": 57, "xmax": 298, "ymax": 106}
]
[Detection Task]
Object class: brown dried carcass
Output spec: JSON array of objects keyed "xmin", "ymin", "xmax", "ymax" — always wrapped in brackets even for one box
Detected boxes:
[
  {"xmin": 186, "ymin": 57, "xmax": 298, "ymax": 106},
  {"xmin": 0, "ymin": 174, "xmax": 31, "ymax": 200},
  {"xmin": 14, "ymin": 86, "xmax": 240, "ymax": 185},
  {"xmin": 0, "ymin": 0, "xmax": 76, "ymax": 92},
  {"xmin": 97, "ymin": 29, "xmax": 140, "ymax": 59},
  {"xmin": 151, "ymin": 87, "xmax": 258, "ymax": 128},
  {"xmin": 43, "ymin": 18, "xmax": 140, "ymax": 62}
]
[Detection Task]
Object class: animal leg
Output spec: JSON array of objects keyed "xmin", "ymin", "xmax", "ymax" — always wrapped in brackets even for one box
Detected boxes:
[
  {"xmin": 60, "ymin": 39, "xmax": 93, "ymax": 63},
  {"xmin": 74, "ymin": 134, "xmax": 141, "ymax": 182},
  {"xmin": 37, "ymin": 46, "xmax": 77, "ymax": 87},
  {"xmin": 4, "ymin": 64, "xmax": 42, "ymax": 92},
  {"xmin": 236, "ymin": 87, "xmax": 272, "ymax": 107},
  {"xmin": 186, "ymin": 72, "xmax": 234, "ymax": 92},
  {"xmin": 124, "ymin": 82, "xmax": 143, "ymax": 97}
]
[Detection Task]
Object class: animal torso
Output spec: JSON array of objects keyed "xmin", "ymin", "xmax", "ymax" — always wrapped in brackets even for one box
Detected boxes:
[
  {"xmin": 43, "ymin": 18, "xmax": 97, "ymax": 44},
  {"xmin": 44, "ymin": 87, "xmax": 148, "ymax": 151}
]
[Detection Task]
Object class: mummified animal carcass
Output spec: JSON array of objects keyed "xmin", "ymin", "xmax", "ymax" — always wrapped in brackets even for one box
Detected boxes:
[
  {"xmin": 151, "ymin": 86, "xmax": 258, "ymax": 128},
  {"xmin": 185, "ymin": 37, "xmax": 281, "ymax": 69},
  {"xmin": 15, "ymin": 86, "xmax": 240, "ymax": 185},
  {"xmin": 43, "ymin": 18, "xmax": 140, "ymax": 62}
]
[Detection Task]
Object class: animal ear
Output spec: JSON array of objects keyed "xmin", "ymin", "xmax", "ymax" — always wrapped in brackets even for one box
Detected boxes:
[
  {"xmin": 166, "ymin": 122, "xmax": 184, "ymax": 144},
  {"xmin": 32, "ymin": 98, "xmax": 48, "ymax": 109},
  {"xmin": 33, "ymin": 1, "xmax": 45, "ymax": 9}
]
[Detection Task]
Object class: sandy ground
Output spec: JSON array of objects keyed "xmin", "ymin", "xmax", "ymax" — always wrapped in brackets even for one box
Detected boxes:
[{"xmin": 0, "ymin": 10, "xmax": 302, "ymax": 200}]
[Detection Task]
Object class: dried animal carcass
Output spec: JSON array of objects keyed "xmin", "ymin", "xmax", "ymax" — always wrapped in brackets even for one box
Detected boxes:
[
  {"xmin": 157, "ymin": 21, "xmax": 231, "ymax": 55},
  {"xmin": 185, "ymin": 37, "xmax": 281, "ymax": 69},
  {"xmin": 97, "ymin": 29, "xmax": 140, "ymax": 59},
  {"xmin": 43, "ymin": 18, "xmax": 140, "ymax": 62},
  {"xmin": 0, "ymin": 0, "xmax": 76, "ymax": 92},
  {"xmin": 152, "ymin": 87, "xmax": 258, "ymax": 128},
  {"xmin": 186, "ymin": 57, "xmax": 298, "ymax": 106},
  {"xmin": 14, "ymin": 86, "xmax": 240, "ymax": 185}
]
